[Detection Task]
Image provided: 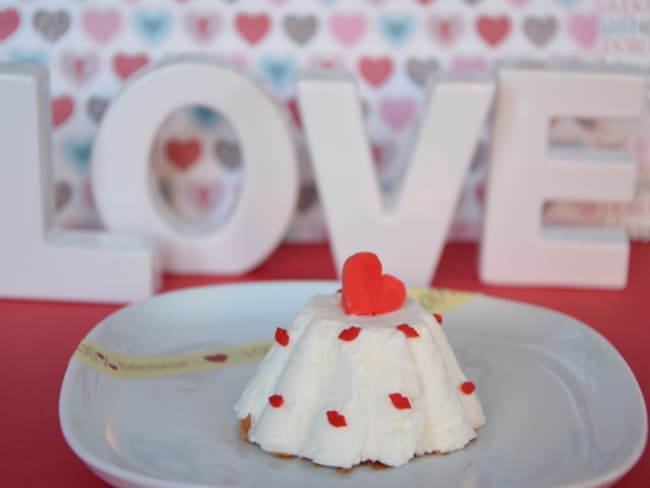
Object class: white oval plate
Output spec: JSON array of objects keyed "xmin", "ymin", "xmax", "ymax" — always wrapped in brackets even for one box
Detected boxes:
[{"xmin": 60, "ymin": 281, "xmax": 647, "ymax": 488}]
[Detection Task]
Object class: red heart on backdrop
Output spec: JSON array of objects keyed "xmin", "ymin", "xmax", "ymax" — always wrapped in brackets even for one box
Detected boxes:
[
  {"xmin": 235, "ymin": 13, "xmax": 270, "ymax": 44},
  {"xmin": 475, "ymin": 182, "xmax": 485, "ymax": 204},
  {"xmin": 428, "ymin": 14, "xmax": 464, "ymax": 46},
  {"xmin": 52, "ymin": 96, "xmax": 74, "ymax": 128},
  {"xmin": 358, "ymin": 56, "xmax": 393, "ymax": 87},
  {"xmin": 165, "ymin": 139, "xmax": 202, "ymax": 171},
  {"xmin": 186, "ymin": 12, "xmax": 221, "ymax": 43},
  {"xmin": 0, "ymin": 8, "xmax": 19, "ymax": 41},
  {"xmin": 287, "ymin": 98, "xmax": 302, "ymax": 128},
  {"xmin": 112, "ymin": 53, "xmax": 149, "ymax": 80},
  {"xmin": 476, "ymin": 15, "xmax": 511, "ymax": 47},
  {"xmin": 341, "ymin": 252, "xmax": 406, "ymax": 315}
]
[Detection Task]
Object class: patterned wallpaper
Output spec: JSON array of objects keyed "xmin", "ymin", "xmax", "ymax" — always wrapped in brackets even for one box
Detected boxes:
[{"xmin": 1, "ymin": 0, "xmax": 649, "ymax": 242}]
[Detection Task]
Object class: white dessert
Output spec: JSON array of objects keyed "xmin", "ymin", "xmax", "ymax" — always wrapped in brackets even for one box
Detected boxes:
[{"xmin": 235, "ymin": 293, "xmax": 485, "ymax": 469}]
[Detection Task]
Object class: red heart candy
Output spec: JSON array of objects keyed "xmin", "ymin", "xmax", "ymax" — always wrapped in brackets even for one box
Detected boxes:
[
  {"xmin": 389, "ymin": 393, "xmax": 412, "ymax": 410},
  {"xmin": 268, "ymin": 394, "xmax": 284, "ymax": 408},
  {"xmin": 341, "ymin": 252, "xmax": 406, "ymax": 315},
  {"xmin": 338, "ymin": 326, "xmax": 361, "ymax": 342},
  {"xmin": 275, "ymin": 327, "xmax": 289, "ymax": 347},
  {"xmin": 433, "ymin": 313, "xmax": 443, "ymax": 325},
  {"xmin": 460, "ymin": 381, "xmax": 476, "ymax": 395},
  {"xmin": 326, "ymin": 410, "xmax": 347, "ymax": 428},
  {"xmin": 396, "ymin": 323, "xmax": 419, "ymax": 338}
]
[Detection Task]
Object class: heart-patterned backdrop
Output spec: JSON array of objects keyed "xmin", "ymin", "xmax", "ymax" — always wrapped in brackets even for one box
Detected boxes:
[{"xmin": 1, "ymin": 0, "xmax": 649, "ymax": 242}]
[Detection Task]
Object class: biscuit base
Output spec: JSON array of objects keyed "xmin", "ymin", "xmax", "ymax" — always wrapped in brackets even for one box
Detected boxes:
[{"xmin": 237, "ymin": 414, "xmax": 471, "ymax": 473}]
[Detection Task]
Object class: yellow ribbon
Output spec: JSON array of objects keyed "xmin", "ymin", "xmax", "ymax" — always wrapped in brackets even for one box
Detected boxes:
[{"xmin": 72, "ymin": 288, "xmax": 476, "ymax": 378}]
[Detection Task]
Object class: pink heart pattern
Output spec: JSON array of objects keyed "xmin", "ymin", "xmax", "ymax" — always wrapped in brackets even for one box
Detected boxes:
[
  {"xmin": 329, "ymin": 13, "xmax": 366, "ymax": 47},
  {"xmin": 379, "ymin": 97, "xmax": 416, "ymax": 132},
  {"xmin": 568, "ymin": 13, "xmax": 598, "ymax": 49},
  {"xmin": 185, "ymin": 11, "xmax": 221, "ymax": 44},
  {"xmin": 428, "ymin": 14, "xmax": 464, "ymax": 46},
  {"xmin": 0, "ymin": 1, "xmax": 648, "ymax": 242},
  {"xmin": 59, "ymin": 51, "xmax": 99, "ymax": 85},
  {"xmin": 81, "ymin": 8, "xmax": 122, "ymax": 44}
]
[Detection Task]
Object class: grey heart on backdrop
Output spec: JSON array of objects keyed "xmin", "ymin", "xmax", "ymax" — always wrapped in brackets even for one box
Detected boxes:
[
  {"xmin": 297, "ymin": 183, "xmax": 318, "ymax": 212},
  {"xmin": 86, "ymin": 97, "xmax": 109, "ymax": 124},
  {"xmin": 638, "ymin": 19, "xmax": 650, "ymax": 36},
  {"xmin": 55, "ymin": 181, "xmax": 72, "ymax": 211},
  {"xmin": 576, "ymin": 118, "xmax": 597, "ymax": 130},
  {"xmin": 406, "ymin": 57, "xmax": 439, "ymax": 88},
  {"xmin": 215, "ymin": 140, "xmax": 242, "ymax": 170},
  {"xmin": 523, "ymin": 15, "xmax": 558, "ymax": 48},
  {"xmin": 33, "ymin": 9, "xmax": 70, "ymax": 43},
  {"xmin": 283, "ymin": 15, "xmax": 318, "ymax": 45}
]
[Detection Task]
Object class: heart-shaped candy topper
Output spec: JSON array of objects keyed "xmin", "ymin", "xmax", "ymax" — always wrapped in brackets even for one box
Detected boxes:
[{"xmin": 341, "ymin": 252, "xmax": 406, "ymax": 315}]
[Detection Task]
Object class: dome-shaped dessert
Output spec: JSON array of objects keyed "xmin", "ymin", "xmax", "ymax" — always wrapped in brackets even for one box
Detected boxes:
[{"xmin": 235, "ymin": 252, "xmax": 484, "ymax": 469}]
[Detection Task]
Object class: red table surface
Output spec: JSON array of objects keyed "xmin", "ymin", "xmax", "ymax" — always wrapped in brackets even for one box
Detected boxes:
[{"xmin": 1, "ymin": 242, "xmax": 648, "ymax": 487}]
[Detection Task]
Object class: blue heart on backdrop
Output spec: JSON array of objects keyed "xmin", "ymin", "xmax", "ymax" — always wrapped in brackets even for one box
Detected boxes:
[
  {"xmin": 378, "ymin": 14, "xmax": 415, "ymax": 48},
  {"xmin": 134, "ymin": 10, "xmax": 173, "ymax": 44},
  {"xmin": 258, "ymin": 56, "xmax": 297, "ymax": 91},
  {"xmin": 187, "ymin": 106, "xmax": 221, "ymax": 128},
  {"xmin": 9, "ymin": 51, "xmax": 49, "ymax": 65},
  {"xmin": 64, "ymin": 138, "xmax": 93, "ymax": 173}
]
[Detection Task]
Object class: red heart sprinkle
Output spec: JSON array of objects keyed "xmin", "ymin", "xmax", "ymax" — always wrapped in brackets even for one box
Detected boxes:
[
  {"xmin": 275, "ymin": 327, "xmax": 289, "ymax": 347},
  {"xmin": 326, "ymin": 410, "xmax": 347, "ymax": 428},
  {"xmin": 108, "ymin": 363, "xmax": 118, "ymax": 371},
  {"xmin": 95, "ymin": 352, "xmax": 105, "ymax": 360},
  {"xmin": 204, "ymin": 353, "xmax": 228, "ymax": 363},
  {"xmin": 433, "ymin": 313, "xmax": 443, "ymax": 325},
  {"xmin": 460, "ymin": 381, "xmax": 476, "ymax": 395},
  {"xmin": 396, "ymin": 323, "xmax": 419, "ymax": 338},
  {"xmin": 341, "ymin": 252, "xmax": 406, "ymax": 316},
  {"xmin": 268, "ymin": 394, "xmax": 284, "ymax": 408},
  {"xmin": 338, "ymin": 326, "xmax": 361, "ymax": 342},
  {"xmin": 389, "ymin": 393, "xmax": 412, "ymax": 410}
]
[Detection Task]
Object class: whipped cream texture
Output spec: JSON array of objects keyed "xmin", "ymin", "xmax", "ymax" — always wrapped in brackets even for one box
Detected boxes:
[{"xmin": 235, "ymin": 294, "xmax": 485, "ymax": 468}]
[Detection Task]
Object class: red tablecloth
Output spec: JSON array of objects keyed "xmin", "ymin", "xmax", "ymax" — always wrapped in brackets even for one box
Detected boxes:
[{"xmin": 2, "ymin": 242, "xmax": 648, "ymax": 487}]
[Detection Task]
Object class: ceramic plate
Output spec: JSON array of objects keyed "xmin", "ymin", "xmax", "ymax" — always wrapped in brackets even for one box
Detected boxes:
[{"xmin": 59, "ymin": 281, "xmax": 647, "ymax": 488}]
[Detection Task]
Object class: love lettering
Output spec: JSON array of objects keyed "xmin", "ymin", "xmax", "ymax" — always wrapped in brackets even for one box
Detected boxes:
[{"xmin": 0, "ymin": 61, "xmax": 644, "ymax": 302}]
